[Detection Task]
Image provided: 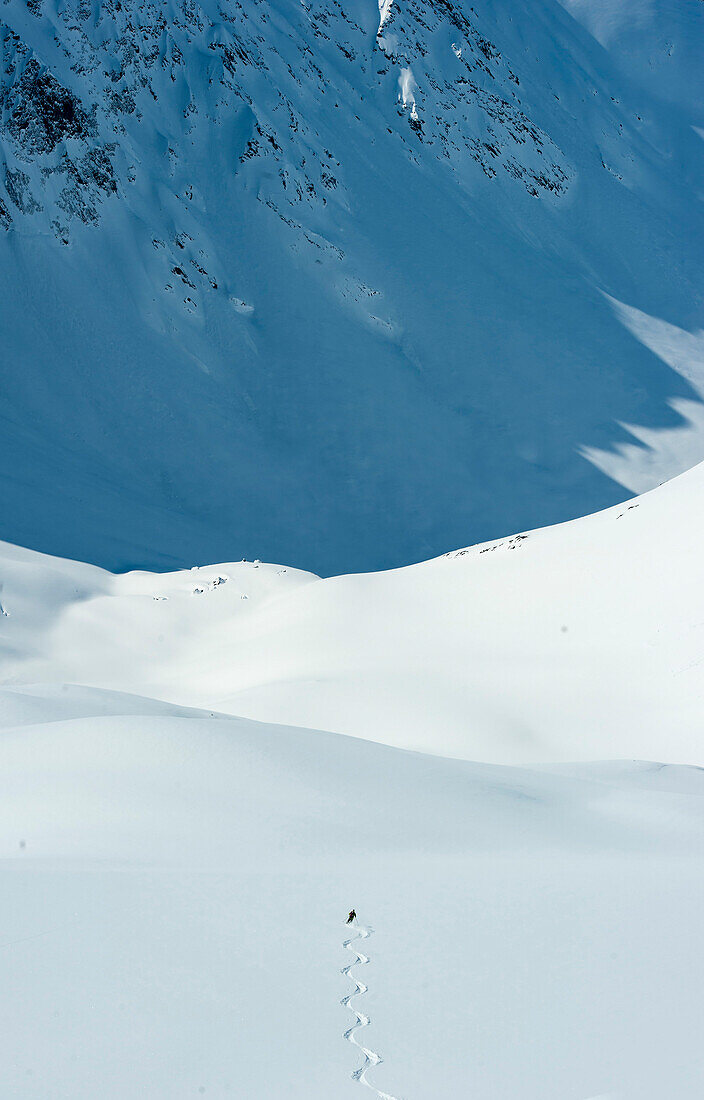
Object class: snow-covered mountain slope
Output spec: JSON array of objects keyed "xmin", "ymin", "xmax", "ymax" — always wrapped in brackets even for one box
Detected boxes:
[
  {"xmin": 3, "ymin": 393, "xmax": 704, "ymax": 1095},
  {"xmin": 3, "ymin": 459, "xmax": 704, "ymax": 764},
  {"xmin": 2, "ymin": 694, "xmax": 704, "ymax": 1099},
  {"xmin": 559, "ymin": 0, "xmax": 704, "ymax": 115},
  {"xmin": 1, "ymin": 0, "xmax": 702, "ymax": 574}
]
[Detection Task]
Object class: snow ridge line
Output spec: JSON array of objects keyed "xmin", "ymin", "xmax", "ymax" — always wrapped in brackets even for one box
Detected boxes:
[{"xmin": 341, "ymin": 924, "xmax": 399, "ymax": 1099}]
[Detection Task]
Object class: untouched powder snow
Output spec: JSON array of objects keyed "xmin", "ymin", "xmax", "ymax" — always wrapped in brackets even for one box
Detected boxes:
[{"xmin": 4, "ymin": 459, "xmax": 704, "ymax": 764}]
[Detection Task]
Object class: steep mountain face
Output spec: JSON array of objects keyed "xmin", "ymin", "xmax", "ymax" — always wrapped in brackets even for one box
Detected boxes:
[{"xmin": 0, "ymin": 0, "xmax": 702, "ymax": 573}]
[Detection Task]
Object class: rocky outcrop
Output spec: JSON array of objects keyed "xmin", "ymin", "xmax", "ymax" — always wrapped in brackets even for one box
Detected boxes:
[{"xmin": 0, "ymin": 0, "xmax": 571, "ymax": 249}]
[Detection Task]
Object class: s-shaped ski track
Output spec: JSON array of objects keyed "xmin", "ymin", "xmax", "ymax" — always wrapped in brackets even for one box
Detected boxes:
[{"xmin": 341, "ymin": 924, "xmax": 399, "ymax": 1100}]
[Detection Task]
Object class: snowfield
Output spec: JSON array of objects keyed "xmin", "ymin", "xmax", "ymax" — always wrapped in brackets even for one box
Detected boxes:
[
  {"xmin": 4, "ymin": 459, "xmax": 704, "ymax": 765},
  {"xmin": 1, "ymin": 465, "xmax": 704, "ymax": 1097},
  {"xmin": 2, "ymin": 697, "xmax": 704, "ymax": 1099}
]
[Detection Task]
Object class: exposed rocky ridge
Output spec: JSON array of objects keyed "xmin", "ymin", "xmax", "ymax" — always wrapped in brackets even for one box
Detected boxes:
[{"xmin": 1, "ymin": 0, "xmax": 571, "ymax": 260}]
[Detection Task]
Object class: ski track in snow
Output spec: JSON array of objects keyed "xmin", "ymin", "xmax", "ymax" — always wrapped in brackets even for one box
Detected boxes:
[{"xmin": 341, "ymin": 924, "xmax": 399, "ymax": 1100}]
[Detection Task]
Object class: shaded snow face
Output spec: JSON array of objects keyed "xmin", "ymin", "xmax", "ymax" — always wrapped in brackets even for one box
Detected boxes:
[
  {"xmin": 0, "ymin": 0, "xmax": 571, "ymax": 238},
  {"xmin": 0, "ymin": 0, "xmax": 702, "ymax": 574}
]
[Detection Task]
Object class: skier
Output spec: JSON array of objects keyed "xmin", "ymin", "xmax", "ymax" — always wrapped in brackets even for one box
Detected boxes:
[{"xmin": 346, "ymin": 909, "xmax": 356, "ymax": 924}]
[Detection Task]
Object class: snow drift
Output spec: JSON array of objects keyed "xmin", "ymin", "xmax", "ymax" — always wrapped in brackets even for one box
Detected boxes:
[{"xmin": 3, "ymin": 457, "xmax": 704, "ymax": 765}]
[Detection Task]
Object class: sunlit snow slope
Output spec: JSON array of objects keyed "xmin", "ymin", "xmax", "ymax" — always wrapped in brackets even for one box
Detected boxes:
[
  {"xmin": 3, "ymin": 459, "xmax": 704, "ymax": 765},
  {"xmin": 2, "ymin": 701, "xmax": 704, "ymax": 1099},
  {"xmin": 1, "ymin": 0, "xmax": 702, "ymax": 574},
  {"xmin": 2, "ymin": 474, "xmax": 704, "ymax": 1097}
]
